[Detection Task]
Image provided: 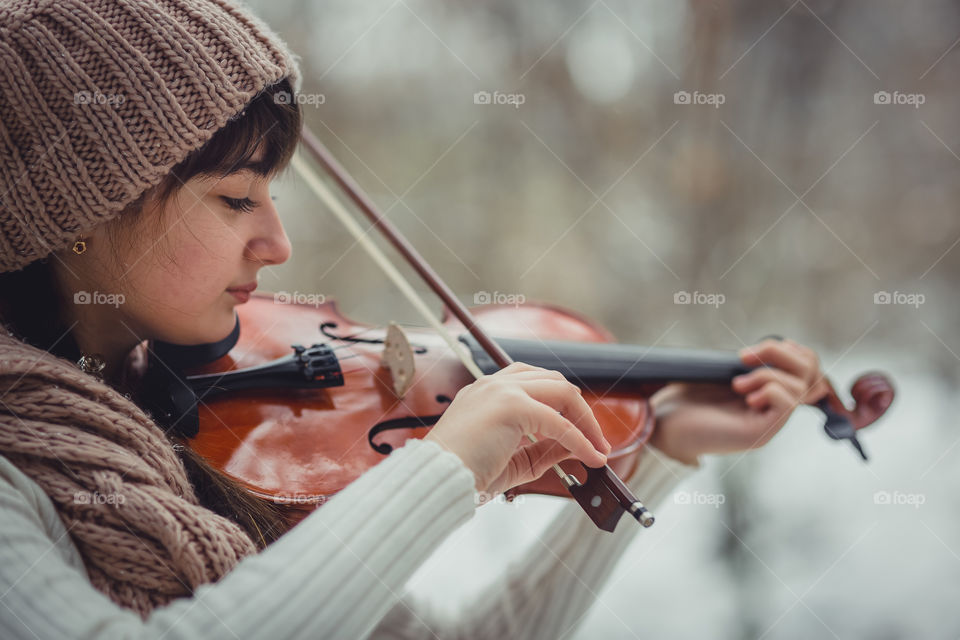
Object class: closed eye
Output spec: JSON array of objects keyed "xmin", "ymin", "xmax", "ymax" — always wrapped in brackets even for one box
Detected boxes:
[{"xmin": 221, "ymin": 196, "xmax": 258, "ymax": 213}]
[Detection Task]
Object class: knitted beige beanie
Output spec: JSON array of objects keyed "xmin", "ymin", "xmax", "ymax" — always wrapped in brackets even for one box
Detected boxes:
[{"xmin": 0, "ymin": 0, "xmax": 302, "ymax": 273}]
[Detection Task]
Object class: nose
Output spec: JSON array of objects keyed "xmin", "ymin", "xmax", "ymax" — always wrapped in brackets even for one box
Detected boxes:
[{"xmin": 245, "ymin": 199, "xmax": 292, "ymax": 266}]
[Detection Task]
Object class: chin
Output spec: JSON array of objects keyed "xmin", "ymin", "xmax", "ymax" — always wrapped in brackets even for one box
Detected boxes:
[
  {"xmin": 208, "ymin": 306, "xmax": 238, "ymax": 341},
  {"xmin": 152, "ymin": 308, "xmax": 237, "ymax": 347}
]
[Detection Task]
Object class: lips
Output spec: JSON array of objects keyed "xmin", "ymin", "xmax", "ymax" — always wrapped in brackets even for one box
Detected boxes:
[{"xmin": 226, "ymin": 281, "xmax": 257, "ymax": 293}]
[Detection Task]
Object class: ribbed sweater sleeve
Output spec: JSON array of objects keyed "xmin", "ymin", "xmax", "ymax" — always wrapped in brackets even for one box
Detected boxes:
[
  {"xmin": 371, "ymin": 446, "xmax": 698, "ymax": 639},
  {"xmin": 0, "ymin": 438, "xmax": 476, "ymax": 640}
]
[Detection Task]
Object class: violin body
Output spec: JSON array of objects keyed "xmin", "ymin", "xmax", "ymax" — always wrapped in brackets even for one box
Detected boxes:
[
  {"xmin": 164, "ymin": 293, "xmax": 893, "ymax": 526},
  {"xmin": 183, "ymin": 294, "xmax": 655, "ymax": 521}
]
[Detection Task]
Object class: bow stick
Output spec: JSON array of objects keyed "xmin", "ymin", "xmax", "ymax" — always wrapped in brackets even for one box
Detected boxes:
[{"xmin": 291, "ymin": 125, "xmax": 654, "ymax": 532}]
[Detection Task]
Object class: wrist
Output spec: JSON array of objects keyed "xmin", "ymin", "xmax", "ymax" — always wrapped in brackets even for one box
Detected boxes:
[
  {"xmin": 649, "ymin": 388, "xmax": 702, "ymax": 467},
  {"xmin": 423, "ymin": 433, "xmax": 483, "ymax": 491}
]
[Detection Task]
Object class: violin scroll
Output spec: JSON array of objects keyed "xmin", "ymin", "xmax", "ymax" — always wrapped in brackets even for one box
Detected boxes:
[
  {"xmin": 817, "ymin": 372, "xmax": 895, "ymax": 461},
  {"xmin": 847, "ymin": 372, "xmax": 895, "ymax": 430}
]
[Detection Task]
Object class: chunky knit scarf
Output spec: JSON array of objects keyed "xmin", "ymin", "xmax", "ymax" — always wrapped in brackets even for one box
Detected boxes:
[{"xmin": 0, "ymin": 331, "xmax": 257, "ymax": 618}]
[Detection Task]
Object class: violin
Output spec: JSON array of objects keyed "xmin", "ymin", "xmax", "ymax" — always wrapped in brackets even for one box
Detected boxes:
[
  {"xmin": 141, "ymin": 296, "xmax": 892, "ymax": 524},
  {"xmin": 139, "ymin": 127, "xmax": 896, "ymax": 533}
]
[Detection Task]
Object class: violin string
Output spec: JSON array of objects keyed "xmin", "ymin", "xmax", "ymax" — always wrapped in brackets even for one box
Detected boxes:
[
  {"xmin": 327, "ymin": 322, "xmax": 436, "ymax": 344},
  {"xmin": 326, "ymin": 325, "xmax": 380, "ymax": 344},
  {"xmin": 325, "ymin": 325, "xmax": 386, "ymax": 352},
  {"xmin": 337, "ymin": 367, "xmax": 372, "ymax": 376},
  {"xmin": 325, "ymin": 324, "xmax": 430, "ymax": 355}
]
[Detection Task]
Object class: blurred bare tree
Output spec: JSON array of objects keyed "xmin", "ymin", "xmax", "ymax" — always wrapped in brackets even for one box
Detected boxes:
[{"xmin": 246, "ymin": 2, "xmax": 960, "ymax": 638}]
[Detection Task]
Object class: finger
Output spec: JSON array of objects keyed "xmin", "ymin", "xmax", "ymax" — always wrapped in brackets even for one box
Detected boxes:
[
  {"xmin": 515, "ymin": 378, "xmax": 610, "ymax": 453},
  {"xmin": 521, "ymin": 398, "xmax": 607, "ymax": 467},
  {"xmin": 732, "ymin": 367, "xmax": 807, "ymax": 400},
  {"xmin": 493, "ymin": 361, "xmax": 546, "ymax": 376},
  {"xmin": 734, "ymin": 383, "xmax": 796, "ymax": 449},
  {"xmin": 510, "ymin": 439, "xmax": 575, "ymax": 479},
  {"xmin": 738, "ymin": 340, "xmax": 811, "ymax": 380},
  {"xmin": 486, "ymin": 364, "xmax": 583, "ymax": 393},
  {"xmin": 784, "ymin": 338, "xmax": 818, "ymax": 364},
  {"xmin": 745, "ymin": 381, "xmax": 798, "ymax": 414},
  {"xmin": 500, "ymin": 368, "xmax": 579, "ymax": 388},
  {"xmin": 485, "ymin": 439, "xmax": 577, "ymax": 496},
  {"xmin": 504, "ymin": 370, "xmax": 586, "ymax": 399}
]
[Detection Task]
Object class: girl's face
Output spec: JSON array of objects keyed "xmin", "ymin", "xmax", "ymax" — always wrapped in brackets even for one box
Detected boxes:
[{"xmin": 59, "ymin": 157, "xmax": 292, "ymax": 350}]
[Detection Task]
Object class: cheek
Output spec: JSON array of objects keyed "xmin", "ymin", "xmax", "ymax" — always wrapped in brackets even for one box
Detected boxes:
[
  {"xmin": 120, "ymin": 207, "xmax": 246, "ymax": 340},
  {"xmin": 158, "ymin": 231, "xmax": 238, "ymax": 302},
  {"xmin": 147, "ymin": 249, "xmax": 223, "ymax": 305}
]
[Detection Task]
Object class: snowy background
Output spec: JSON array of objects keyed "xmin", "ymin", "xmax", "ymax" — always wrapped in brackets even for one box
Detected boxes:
[{"xmin": 244, "ymin": 1, "xmax": 960, "ymax": 637}]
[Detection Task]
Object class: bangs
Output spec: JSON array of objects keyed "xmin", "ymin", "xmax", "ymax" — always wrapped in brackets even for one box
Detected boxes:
[{"xmin": 154, "ymin": 77, "xmax": 302, "ymax": 200}]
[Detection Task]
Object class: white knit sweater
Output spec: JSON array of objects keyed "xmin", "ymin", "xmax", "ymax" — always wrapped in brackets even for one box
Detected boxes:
[{"xmin": 0, "ymin": 438, "xmax": 695, "ymax": 639}]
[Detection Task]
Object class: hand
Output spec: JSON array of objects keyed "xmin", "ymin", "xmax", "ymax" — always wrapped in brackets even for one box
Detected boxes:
[
  {"xmin": 424, "ymin": 362, "xmax": 611, "ymax": 499},
  {"xmin": 647, "ymin": 338, "xmax": 827, "ymax": 465}
]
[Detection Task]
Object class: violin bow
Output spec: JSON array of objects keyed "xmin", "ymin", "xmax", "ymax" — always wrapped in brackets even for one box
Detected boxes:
[{"xmin": 292, "ymin": 125, "xmax": 654, "ymax": 532}]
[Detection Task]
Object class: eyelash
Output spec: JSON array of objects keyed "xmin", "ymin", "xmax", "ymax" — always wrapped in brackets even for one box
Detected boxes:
[{"xmin": 221, "ymin": 196, "xmax": 258, "ymax": 213}]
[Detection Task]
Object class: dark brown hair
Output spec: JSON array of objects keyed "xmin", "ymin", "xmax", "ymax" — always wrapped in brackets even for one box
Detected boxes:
[{"xmin": 0, "ymin": 77, "xmax": 303, "ymax": 549}]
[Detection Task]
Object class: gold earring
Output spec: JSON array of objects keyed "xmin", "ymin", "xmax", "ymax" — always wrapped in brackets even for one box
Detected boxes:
[{"xmin": 72, "ymin": 235, "xmax": 86, "ymax": 255}]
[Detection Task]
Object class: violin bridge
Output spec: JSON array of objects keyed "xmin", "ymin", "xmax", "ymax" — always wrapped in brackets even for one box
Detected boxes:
[{"xmin": 382, "ymin": 322, "xmax": 416, "ymax": 399}]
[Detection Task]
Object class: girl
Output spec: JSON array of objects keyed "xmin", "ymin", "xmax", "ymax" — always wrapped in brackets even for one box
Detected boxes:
[{"xmin": 0, "ymin": 1, "xmax": 821, "ymax": 638}]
